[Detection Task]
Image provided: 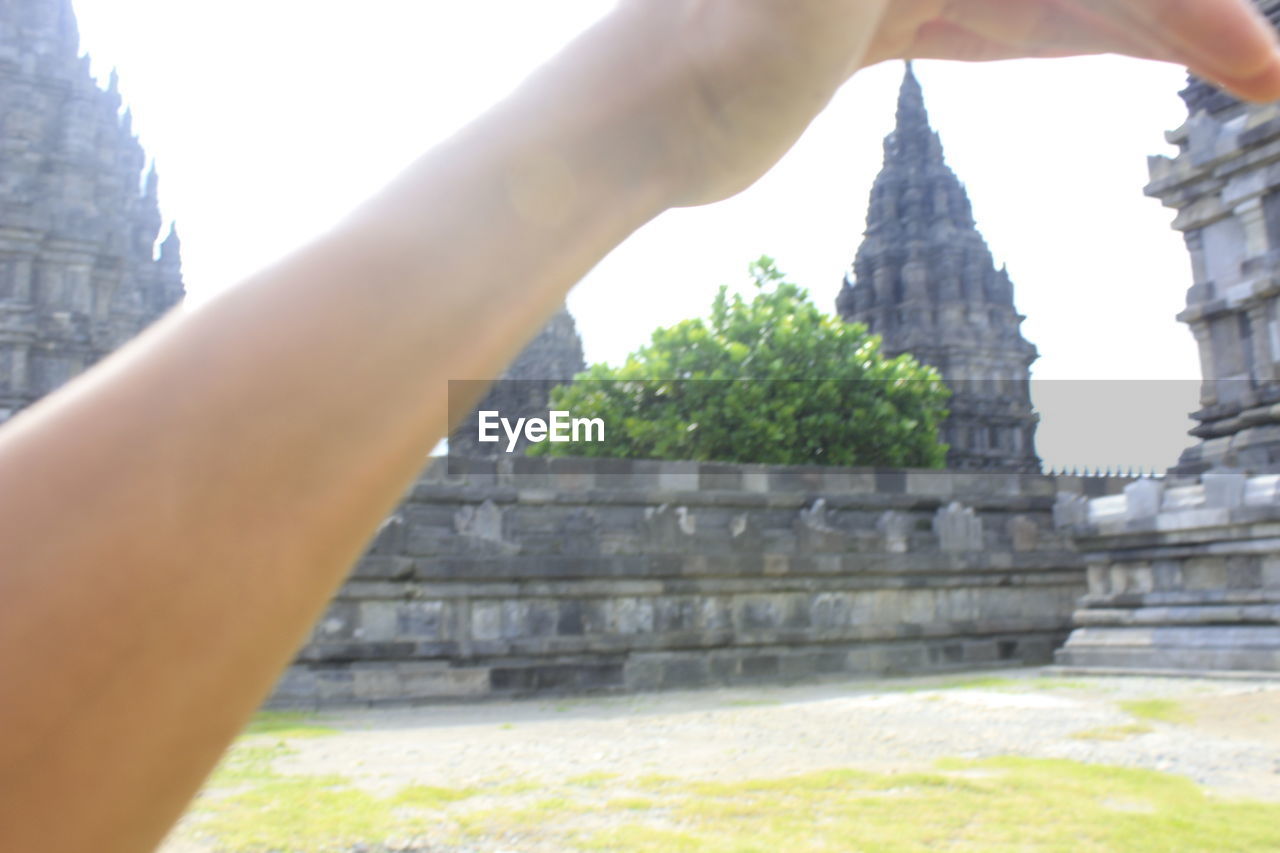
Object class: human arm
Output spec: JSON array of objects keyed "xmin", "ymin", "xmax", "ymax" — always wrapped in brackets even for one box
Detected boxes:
[{"xmin": 1, "ymin": 2, "xmax": 1278, "ymax": 852}]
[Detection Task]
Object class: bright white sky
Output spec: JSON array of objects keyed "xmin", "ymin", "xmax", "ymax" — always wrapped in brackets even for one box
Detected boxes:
[{"xmin": 71, "ymin": 0, "xmax": 1208, "ymax": 473}]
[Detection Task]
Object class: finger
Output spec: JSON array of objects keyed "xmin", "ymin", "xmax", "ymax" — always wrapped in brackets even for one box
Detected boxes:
[
  {"xmin": 1201, "ymin": 56, "xmax": 1280, "ymax": 102},
  {"xmin": 939, "ymin": 0, "xmax": 1179, "ymax": 63},
  {"xmin": 906, "ymin": 19, "xmax": 1075, "ymax": 61},
  {"xmin": 914, "ymin": 0, "xmax": 1280, "ymax": 102},
  {"xmin": 1075, "ymin": 0, "xmax": 1280, "ymax": 92},
  {"xmin": 906, "ymin": 9, "xmax": 1178, "ymax": 65}
]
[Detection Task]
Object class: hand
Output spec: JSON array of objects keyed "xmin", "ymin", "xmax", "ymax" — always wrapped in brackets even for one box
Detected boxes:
[
  {"xmin": 643, "ymin": 0, "xmax": 1280, "ymax": 206},
  {"xmin": 866, "ymin": 0, "xmax": 1280, "ymax": 100}
]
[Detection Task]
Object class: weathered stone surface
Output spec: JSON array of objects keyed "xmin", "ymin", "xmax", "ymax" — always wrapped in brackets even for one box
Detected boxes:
[
  {"xmin": 0, "ymin": 0, "xmax": 185, "ymax": 423},
  {"xmin": 1124, "ymin": 479, "xmax": 1166, "ymax": 519},
  {"xmin": 933, "ymin": 502, "xmax": 983, "ymax": 552},
  {"xmin": 1147, "ymin": 0, "xmax": 1280, "ymax": 476},
  {"xmin": 268, "ymin": 461, "xmax": 1110, "ymax": 706},
  {"xmin": 1009, "ymin": 515, "xmax": 1040, "ymax": 552},
  {"xmin": 1066, "ymin": 13, "xmax": 1280, "ymax": 675},
  {"xmin": 836, "ymin": 64, "xmax": 1039, "ymax": 473},
  {"xmin": 1059, "ymin": 472, "xmax": 1280, "ymax": 673}
]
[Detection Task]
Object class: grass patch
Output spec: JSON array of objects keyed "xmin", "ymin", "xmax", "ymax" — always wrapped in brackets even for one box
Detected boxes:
[
  {"xmin": 576, "ymin": 758, "xmax": 1280, "ymax": 852},
  {"xmin": 202, "ymin": 774, "xmax": 392, "ymax": 852},
  {"xmin": 207, "ymin": 742, "xmax": 296, "ymax": 786},
  {"xmin": 474, "ymin": 759, "xmax": 1280, "ymax": 851},
  {"xmin": 607, "ymin": 797, "xmax": 657, "ymax": 811},
  {"xmin": 184, "ymin": 735, "xmax": 1280, "ymax": 852},
  {"xmin": 455, "ymin": 796, "xmax": 583, "ymax": 839},
  {"xmin": 492, "ymin": 778, "xmax": 544, "ymax": 795},
  {"xmin": 635, "ymin": 773, "xmax": 681, "ymax": 790},
  {"xmin": 1031, "ymin": 679, "xmax": 1091, "ymax": 691},
  {"xmin": 582, "ymin": 825, "xmax": 704, "ymax": 852},
  {"xmin": 568, "ymin": 771, "xmax": 620, "ymax": 788},
  {"xmin": 1071, "ymin": 723, "xmax": 1155, "ymax": 741},
  {"xmin": 1120, "ymin": 698, "xmax": 1193, "ymax": 724},
  {"xmin": 392, "ymin": 784, "xmax": 479, "ymax": 808},
  {"xmin": 241, "ymin": 711, "xmax": 339, "ymax": 738}
]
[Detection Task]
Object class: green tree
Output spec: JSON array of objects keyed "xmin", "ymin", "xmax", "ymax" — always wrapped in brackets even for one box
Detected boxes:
[{"xmin": 531, "ymin": 258, "xmax": 949, "ymax": 467}]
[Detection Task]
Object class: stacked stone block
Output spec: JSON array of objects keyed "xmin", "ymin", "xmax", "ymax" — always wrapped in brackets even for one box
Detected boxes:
[
  {"xmin": 271, "ymin": 458, "xmax": 1128, "ymax": 707},
  {"xmin": 1056, "ymin": 473, "xmax": 1280, "ymax": 672},
  {"xmin": 1058, "ymin": 1, "xmax": 1280, "ymax": 676},
  {"xmin": 1145, "ymin": 0, "xmax": 1280, "ymax": 475}
]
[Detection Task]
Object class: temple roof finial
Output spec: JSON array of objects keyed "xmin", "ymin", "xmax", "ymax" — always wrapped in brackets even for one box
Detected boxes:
[
  {"xmin": 159, "ymin": 223, "xmax": 182, "ymax": 262},
  {"xmin": 895, "ymin": 61, "xmax": 930, "ymax": 135}
]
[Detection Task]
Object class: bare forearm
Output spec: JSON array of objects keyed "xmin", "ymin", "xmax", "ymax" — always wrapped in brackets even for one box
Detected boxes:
[
  {"xmin": 3, "ymin": 0, "xmax": 1280, "ymax": 849},
  {"xmin": 0, "ymin": 6, "xmax": 690, "ymax": 851}
]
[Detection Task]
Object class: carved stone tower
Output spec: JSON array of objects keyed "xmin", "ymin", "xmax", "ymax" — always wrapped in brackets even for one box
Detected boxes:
[
  {"xmin": 837, "ymin": 64, "xmax": 1039, "ymax": 472},
  {"xmin": 1145, "ymin": 0, "xmax": 1280, "ymax": 477},
  {"xmin": 0, "ymin": 0, "xmax": 185, "ymax": 423}
]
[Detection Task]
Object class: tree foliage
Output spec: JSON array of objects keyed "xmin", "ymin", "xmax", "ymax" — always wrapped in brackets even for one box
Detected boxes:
[{"xmin": 530, "ymin": 258, "xmax": 949, "ymax": 467}]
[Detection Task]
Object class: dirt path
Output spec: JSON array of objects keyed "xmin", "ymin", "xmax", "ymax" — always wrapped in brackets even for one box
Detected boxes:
[
  {"xmin": 280, "ymin": 668, "xmax": 1280, "ymax": 802},
  {"xmin": 162, "ymin": 668, "xmax": 1280, "ymax": 852}
]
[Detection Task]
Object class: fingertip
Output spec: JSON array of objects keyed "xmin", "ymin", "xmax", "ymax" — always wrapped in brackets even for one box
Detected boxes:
[
  {"xmin": 1209, "ymin": 55, "xmax": 1280, "ymax": 103},
  {"xmin": 1171, "ymin": 0, "xmax": 1280, "ymax": 90}
]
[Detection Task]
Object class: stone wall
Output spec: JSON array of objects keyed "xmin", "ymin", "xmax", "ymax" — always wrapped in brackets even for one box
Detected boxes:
[
  {"xmin": 1056, "ymin": 474, "xmax": 1280, "ymax": 673},
  {"xmin": 271, "ymin": 458, "xmax": 1129, "ymax": 707}
]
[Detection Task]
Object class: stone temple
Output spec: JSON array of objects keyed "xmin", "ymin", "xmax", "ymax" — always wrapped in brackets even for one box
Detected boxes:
[
  {"xmin": 3, "ymin": 0, "xmax": 1275, "ymax": 701},
  {"xmin": 837, "ymin": 64, "xmax": 1040, "ymax": 473},
  {"xmin": 1147, "ymin": 0, "xmax": 1280, "ymax": 479},
  {"xmin": 1055, "ymin": 0, "xmax": 1280, "ymax": 673},
  {"xmin": 0, "ymin": 0, "xmax": 185, "ymax": 423}
]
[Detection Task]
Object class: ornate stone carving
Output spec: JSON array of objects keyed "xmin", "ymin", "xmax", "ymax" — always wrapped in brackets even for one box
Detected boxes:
[
  {"xmin": 454, "ymin": 500, "xmax": 506, "ymax": 543},
  {"xmin": 877, "ymin": 510, "xmax": 910, "ymax": 553},
  {"xmin": 1123, "ymin": 479, "xmax": 1166, "ymax": 520},
  {"xmin": 933, "ymin": 501, "xmax": 983, "ymax": 552},
  {"xmin": 1147, "ymin": 0, "xmax": 1280, "ymax": 476},
  {"xmin": 644, "ymin": 503, "xmax": 696, "ymax": 538},
  {"xmin": 797, "ymin": 498, "xmax": 836, "ymax": 533},
  {"xmin": 837, "ymin": 64, "xmax": 1040, "ymax": 473},
  {"xmin": 1008, "ymin": 515, "xmax": 1040, "ymax": 552},
  {"xmin": 1052, "ymin": 493, "xmax": 1089, "ymax": 529},
  {"xmin": 0, "ymin": 0, "xmax": 185, "ymax": 423}
]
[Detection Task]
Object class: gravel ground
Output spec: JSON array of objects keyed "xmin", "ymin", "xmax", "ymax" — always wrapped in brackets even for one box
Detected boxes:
[
  {"xmin": 277, "ymin": 668, "xmax": 1280, "ymax": 803},
  {"xmin": 164, "ymin": 668, "xmax": 1280, "ymax": 852}
]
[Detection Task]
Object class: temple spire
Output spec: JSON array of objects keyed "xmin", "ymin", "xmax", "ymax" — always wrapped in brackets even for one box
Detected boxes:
[
  {"xmin": 894, "ymin": 61, "xmax": 931, "ymax": 137},
  {"xmin": 160, "ymin": 223, "xmax": 181, "ymax": 261},
  {"xmin": 881, "ymin": 61, "xmax": 946, "ymax": 170},
  {"xmin": 836, "ymin": 61, "xmax": 1040, "ymax": 473}
]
